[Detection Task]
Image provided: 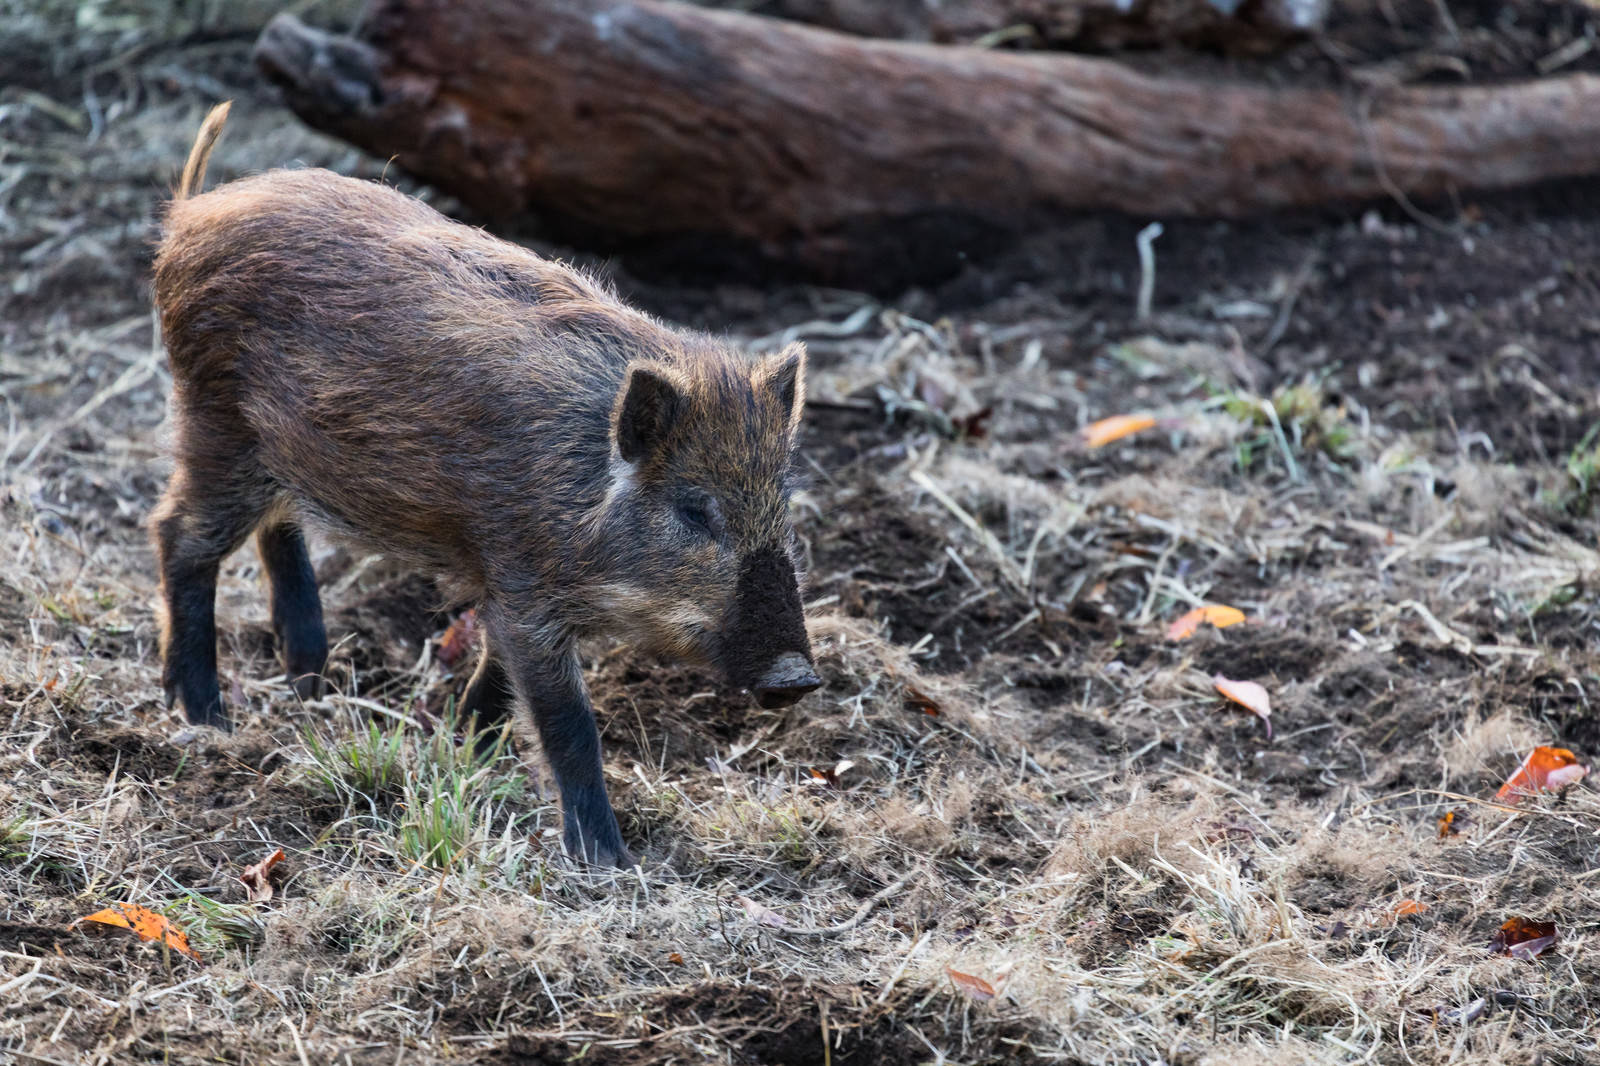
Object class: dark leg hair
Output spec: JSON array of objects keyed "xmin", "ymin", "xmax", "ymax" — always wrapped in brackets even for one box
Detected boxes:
[
  {"xmin": 257, "ymin": 521, "xmax": 327, "ymax": 700},
  {"xmin": 491, "ymin": 613, "xmax": 633, "ymax": 868},
  {"xmin": 151, "ymin": 471, "xmax": 271, "ymax": 730}
]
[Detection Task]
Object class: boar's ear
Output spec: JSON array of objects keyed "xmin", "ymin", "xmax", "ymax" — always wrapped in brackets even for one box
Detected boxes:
[
  {"xmin": 615, "ymin": 363, "xmax": 686, "ymax": 464},
  {"xmin": 761, "ymin": 342, "xmax": 806, "ymax": 434}
]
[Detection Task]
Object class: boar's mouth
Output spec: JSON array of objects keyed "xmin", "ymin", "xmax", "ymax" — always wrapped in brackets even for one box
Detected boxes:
[{"xmin": 719, "ymin": 548, "xmax": 820, "ymax": 707}]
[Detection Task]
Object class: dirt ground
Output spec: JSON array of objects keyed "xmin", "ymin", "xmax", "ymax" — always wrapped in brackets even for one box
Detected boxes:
[{"xmin": 3, "ymin": 2, "xmax": 1600, "ymax": 1064}]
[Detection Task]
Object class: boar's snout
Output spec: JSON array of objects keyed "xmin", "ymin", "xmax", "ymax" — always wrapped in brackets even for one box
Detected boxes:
[
  {"xmin": 753, "ymin": 652, "xmax": 822, "ymax": 708},
  {"xmin": 721, "ymin": 547, "xmax": 819, "ymax": 706}
]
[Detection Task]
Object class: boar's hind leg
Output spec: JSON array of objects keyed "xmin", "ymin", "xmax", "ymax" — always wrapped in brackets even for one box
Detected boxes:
[
  {"xmin": 459, "ymin": 642, "xmax": 516, "ymax": 756},
  {"xmin": 257, "ymin": 522, "xmax": 327, "ymax": 700},
  {"xmin": 151, "ymin": 468, "xmax": 272, "ymax": 731},
  {"xmin": 500, "ymin": 636, "xmax": 634, "ymax": 869}
]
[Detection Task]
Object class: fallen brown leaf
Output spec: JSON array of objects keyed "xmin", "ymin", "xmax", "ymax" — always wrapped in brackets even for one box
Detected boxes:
[
  {"xmin": 437, "ymin": 608, "xmax": 480, "ymax": 670},
  {"xmin": 239, "ymin": 847, "xmax": 286, "ymax": 904},
  {"xmin": 1488, "ymin": 917, "xmax": 1557, "ymax": 959},
  {"xmin": 1388, "ymin": 898, "xmax": 1429, "ymax": 922},
  {"xmin": 1494, "ymin": 746, "xmax": 1589, "ymax": 805},
  {"xmin": 1430, "ymin": 997, "xmax": 1487, "ymax": 1025},
  {"xmin": 1082, "ymin": 413, "xmax": 1156, "ymax": 449},
  {"xmin": 1213, "ymin": 675, "xmax": 1272, "ymax": 739},
  {"xmin": 1167, "ymin": 604, "xmax": 1246, "ymax": 641},
  {"xmin": 737, "ymin": 896, "xmax": 787, "ymax": 928},
  {"xmin": 74, "ymin": 904, "xmax": 200, "ymax": 962},
  {"xmin": 946, "ymin": 966, "xmax": 996, "ymax": 1001},
  {"xmin": 905, "ymin": 685, "xmax": 941, "ymax": 717}
]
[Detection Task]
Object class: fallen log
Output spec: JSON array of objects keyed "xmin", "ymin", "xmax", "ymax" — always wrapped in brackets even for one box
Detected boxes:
[
  {"xmin": 689, "ymin": 0, "xmax": 1327, "ymax": 50},
  {"xmin": 256, "ymin": 0, "xmax": 1600, "ymax": 283}
]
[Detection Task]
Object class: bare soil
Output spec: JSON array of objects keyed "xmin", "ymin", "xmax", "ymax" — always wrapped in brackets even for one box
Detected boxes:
[{"xmin": 3, "ymin": 3, "xmax": 1599, "ymax": 1065}]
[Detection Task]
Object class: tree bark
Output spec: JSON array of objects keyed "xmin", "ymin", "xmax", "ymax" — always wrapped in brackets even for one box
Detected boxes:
[
  {"xmin": 256, "ymin": 0, "xmax": 1600, "ymax": 282},
  {"xmin": 689, "ymin": 0, "xmax": 1326, "ymax": 49}
]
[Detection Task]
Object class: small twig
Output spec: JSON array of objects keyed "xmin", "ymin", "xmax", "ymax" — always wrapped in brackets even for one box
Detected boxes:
[
  {"xmin": 1430, "ymin": 0, "xmax": 1461, "ymax": 46},
  {"xmin": 322, "ymin": 694, "xmax": 424, "ymax": 730},
  {"xmin": 283, "ymin": 1018, "xmax": 313, "ymax": 1066},
  {"xmin": 875, "ymin": 930, "xmax": 931, "ymax": 1006},
  {"xmin": 1395, "ymin": 599, "xmax": 1474, "ymax": 655},
  {"xmin": 1135, "ymin": 222, "xmax": 1164, "ymax": 322},
  {"xmin": 944, "ymin": 546, "xmax": 981, "ymax": 588},
  {"xmin": 1346, "ymin": 787, "xmax": 1552, "ymax": 820},
  {"xmin": 751, "ymin": 302, "xmax": 879, "ymax": 353},
  {"xmin": 1353, "ymin": 91, "xmax": 1458, "ymax": 235},
  {"xmin": 972, "ymin": 23, "xmax": 1040, "ymax": 49},
  {"xmin": 992, "ymin": 607, "xmax": 1041, "ymax": 644},
  {"xmin": 911, "ymin": 470, "xmax": 1024, "ymax": 591},
  {"xmin": 530, "ymin": 959, "xmax": 566, "ymax": 1028},
  {"xmin": 818, "ymin": 997, "xmax": 832, "ymax": 1066},
  {"xmin": 6, "ymin": 1050, "xmax": 79, "ymax": 1066},
  {"xmin": 777, "ymin": 869, "xmax": 917, "ymax": 938},
  {"xmin": 0, "ymin": 956, "xmax": 43, "ymax": 997},
  {"xmin": 932, "ymin": 587, "xmax": 995, "ymax": 632},
  {"xmin": 1261, "ymin": 247, "xmax": 1318, "ymax": 353},
  {"xmin": 1133, "ymin": 538, "xmax": 1182, "ymax": 626},
  {"xmin": 1379, "ymin": 508, "xmax": 1455, "ymax": 571},
  {"xmin": 1537, "ymin": 37, "xmax": 1594, "ymax": 75}
]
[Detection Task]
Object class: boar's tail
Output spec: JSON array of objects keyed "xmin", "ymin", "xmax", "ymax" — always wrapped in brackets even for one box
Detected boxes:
[{"xmin": 176, "ymin": 101, "xmax": 232, "ymax": 200}]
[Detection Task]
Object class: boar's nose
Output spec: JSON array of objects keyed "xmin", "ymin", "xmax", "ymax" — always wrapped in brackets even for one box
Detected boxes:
[
  {"xmin": 723, "ymin": 547, "xmax": 819, "ymax": 702},
  {"xmin": 752, "ymin": 652, "xmax": 822, "ymax": 709}
]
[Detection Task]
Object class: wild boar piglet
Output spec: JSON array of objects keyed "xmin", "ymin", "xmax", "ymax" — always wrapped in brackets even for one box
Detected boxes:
[{"xmin": 151, "ymin": 104, "xmax": 820, "ymax": 868}]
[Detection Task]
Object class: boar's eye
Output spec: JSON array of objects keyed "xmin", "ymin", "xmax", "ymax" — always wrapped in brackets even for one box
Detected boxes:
[{"xmin": 676, "ymin": 496, "xmax": 722, "ymax": 540}]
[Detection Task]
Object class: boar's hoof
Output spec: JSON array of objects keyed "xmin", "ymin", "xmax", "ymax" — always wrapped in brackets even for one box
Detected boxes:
[
  {"xmin": 563, "ymin": 821, "xmax": 637, "ymax": 870},
  {"xmin": 752, "ymin": 652, "xmax": 822, "ymax": 709},
  {"xmin": 571, "ymin": 837, "xmax": 637, "ymax": 870},
  {"xmin": 289, "ymin": 672, "xmax": 326, "ymax": 701}
]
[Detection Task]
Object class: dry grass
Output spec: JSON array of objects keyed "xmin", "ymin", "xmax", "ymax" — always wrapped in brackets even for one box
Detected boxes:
[{"xmin": 3, "ymin": 3, "xmax": 1600, "ymax": 1064}]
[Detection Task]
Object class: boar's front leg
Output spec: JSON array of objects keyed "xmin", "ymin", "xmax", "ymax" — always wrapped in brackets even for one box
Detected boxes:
[{"xmin": 497, "ymin": 626, "xmax": 634, "ymax": 869}]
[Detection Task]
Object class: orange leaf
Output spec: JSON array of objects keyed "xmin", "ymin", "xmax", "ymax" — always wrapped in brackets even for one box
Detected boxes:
[
  {"xmin": 1082, "ymin": 414, "xmax": 1156, "ymax": 449},
  {"xmin": 804, "ymin": 759, "xmax": 858, "ymax": 789},
  {"xmin": 1488, "ymin": 917, "xmax": 1558, "ymax": 959},
  {"xmin": 239, "ymin": 847, "xmax": 286, "ymax": 904},
  {"xmin": 1494, "ymin": 746, "xmax": 1589, "ymax": 804},
  {"xmin": 1389, "ymin": 898, "xmax": 1429, "ymax": 921},
  {"xmin": 437, "ymin": 608, "xmax": 480, "ymax": 670},
  {"xmin": 1167, "ymin": 604, "xmax": 1247, "ymax": 641},
  {"xmin": 905, "ymin": 685, "xmax": 941, "ymax": 717},
  {"xmin": 946, "ymin": 966, "xmax": 997, "ymax": 1001},
  {"xmin": 75, "ymin": 904, "xmax": 200, "ymax": 962},
  {"xmin": 1213, "ymin": 675, "xmax": 1272, "ymax": 739}
]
